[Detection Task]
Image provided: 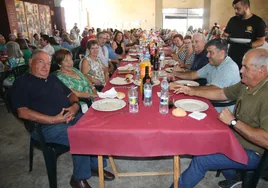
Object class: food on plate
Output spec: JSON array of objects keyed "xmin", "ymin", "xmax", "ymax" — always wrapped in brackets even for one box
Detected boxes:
[
  {"xmin": 172, "ymin": 108, "xmax": 187, "ymax": 117},
  {"xmin": 117, "ymin": 92, "xmax": 126, "ymax": 99},
  {"xmin": 125, "ymin": 74, "xmax": 133, "ymax": 79}
]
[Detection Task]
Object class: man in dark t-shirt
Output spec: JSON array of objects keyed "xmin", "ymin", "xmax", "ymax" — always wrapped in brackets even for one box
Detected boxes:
[
  {"xmin": 223, "ymin": 0, "xmax": 266, "ymax": 69},
  {"xmin": 10, "ymin": 50, "xmax": 115, "ymax": 188}
]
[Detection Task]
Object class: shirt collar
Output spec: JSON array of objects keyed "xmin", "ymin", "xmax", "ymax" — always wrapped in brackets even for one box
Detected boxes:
[{"xmin": 246, "ymin": 77, "xmax": 268, "ymax": 95}]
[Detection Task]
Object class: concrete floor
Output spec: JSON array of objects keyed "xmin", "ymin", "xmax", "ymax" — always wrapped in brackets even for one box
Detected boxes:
[{"xmin": 0, "ymin": 104, "xmax": 268, "ymax": 188}]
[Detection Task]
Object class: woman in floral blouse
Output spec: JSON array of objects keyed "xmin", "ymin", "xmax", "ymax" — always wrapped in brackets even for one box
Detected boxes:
[{"xmin": 55, "ymin": 48, "xmax": 97, "ymax": 107}]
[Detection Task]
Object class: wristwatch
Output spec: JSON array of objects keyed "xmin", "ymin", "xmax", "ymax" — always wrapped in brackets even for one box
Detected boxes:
[{"xmin": 229, "ymin": 118, "xmax": 238, "ymax": 129}]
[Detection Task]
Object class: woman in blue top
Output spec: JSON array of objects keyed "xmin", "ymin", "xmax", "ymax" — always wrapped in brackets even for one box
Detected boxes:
[{"xmin": 61, "ymin": 33, "xmax": 73, "ymax": 51}]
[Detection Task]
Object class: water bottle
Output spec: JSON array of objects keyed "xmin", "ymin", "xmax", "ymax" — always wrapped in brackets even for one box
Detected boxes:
[
  {"xmin": 159, "ymin": 90, "xmax": 169, "ymax": 114},
  {"xmin": 134, "ymin": 64, "xmax": 140, "ymax": 81},
  {"xmin": 159, "ymin": 52, "xmax": 165, "ymax": 70},
  {"xmin": 161, "ymin": 77, "xmax": 169, "ymax": 92},
  {"xmin": 128, "ymin": 86, "xmax": 139, "ymax": 113},
  {"xmin": 143, "ymin": 82, "xmax": 152, "ymax": 106}
]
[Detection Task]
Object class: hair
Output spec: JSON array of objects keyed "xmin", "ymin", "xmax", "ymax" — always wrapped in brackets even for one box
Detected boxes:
[
  {"xmin": 6, "ymin": 41, "xmax": 23, "ymax": 58},
  {"xmin": 49, "ymin": 37, "xmax": 59, "ymax": 45},
  {"xmin": 15, "ymin": 38, "xmax": 29, "ymax": 50},
  {"xmin": 97, "ymin": 31, "xmax": 106, "ymax": 39},
  {"xmin": 233, "ymin": 0, "xmax": 250, "ymax": 7},
  {"xmin": 245, "ymin": 49, "xmax": 268, "ymax": 71},
  {"xmin": 41, "ymin": 34, "xmax": 50, "ymax": 43},
  {"xmin": 193, "ymin": 33, "xmax": 206, "ymax": 42},
  {"xmin": 86, "ymin": 39, "xmax": 98, "ymax": 50},
  {"xmin": 205, "ymin": 38, "xmax": 228, "ymax": 55},
  {"xmin": 113, "ymin": 31, "xmax": 124, "ymax": 42},
  {"xmin": 184, "ymin": 35, "xmax": 192, "ymax": 40},
  {"xmin": 61, "ymin": 33, "xmax": 72, "ymax": 44},
  {"xmin": 54, "ymin": 48, "xmax": 72, "ymax": 65},
  {"xmin": 33, "ymin": 33, "xmax": 39, "ymax": 39},
  {"xmin": 31, "ymin": 49, "xmax": 51, "ymax": 62},
  {"xmin": 173, "ymin": 34, "xmax": 183, "ymax": 41}
]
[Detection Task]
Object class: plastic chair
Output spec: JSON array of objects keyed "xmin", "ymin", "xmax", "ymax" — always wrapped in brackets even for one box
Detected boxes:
[
  {"xmin": 210, "ymin": 99, "xmax": 236, "ymax": 107},
  {"xmin": 7, "ymin": 88, "xmax": 69, "ymax": 188}
]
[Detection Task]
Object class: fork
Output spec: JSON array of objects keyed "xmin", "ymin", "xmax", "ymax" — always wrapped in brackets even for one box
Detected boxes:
[{"xmin": 101, "ymin": 110, "xmax": 126, "ymax": 118}]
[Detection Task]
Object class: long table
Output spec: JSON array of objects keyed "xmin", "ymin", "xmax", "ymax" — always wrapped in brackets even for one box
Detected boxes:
[{"xmin": 68, "ymin": 59, "xmax": 247, "ymax": 188}]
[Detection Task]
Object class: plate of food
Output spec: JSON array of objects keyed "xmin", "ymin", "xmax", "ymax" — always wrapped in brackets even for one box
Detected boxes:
[
  {"xmin": 165, "ymin": 67, "xmax": 173, "ymax": 73},
  {"xmin": 174, "ymin": 99, "xmax": 209, "ymax": 112},
  {"xmin": 92, "ymin": 99, "xmax": 126, "ymax": 111},
  {"xmin": 110, "ymin": 77, "xmax": 133, "ymax": 85}
]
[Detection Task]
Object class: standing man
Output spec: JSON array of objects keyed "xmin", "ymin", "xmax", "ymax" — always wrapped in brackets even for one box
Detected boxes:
[
  {"xmin": 224, "ymin": 0, "xmax": 266, "ymax": 69},
  {"xmin": 170, "ymin": 48, "xmax": 268, "ymax": 188}
]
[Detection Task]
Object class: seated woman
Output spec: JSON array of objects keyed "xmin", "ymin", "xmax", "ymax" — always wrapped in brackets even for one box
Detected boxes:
[
  {"xmin": 171, "ymin": 34, "xmax": 184, "ymax": 56},
  {"xmin": 49, "ymin": 37, "xmax": 61, "ymax": 52},
  {"xmin": 173, "ymin": 35, "xmax": 195, "ymax": 69},
  {"xmin": 80, "ymin": 40, "xmax": 109, "ymax": 92},
  {"xmin": 15, "ymin": 38, "xmax": 32, "ymax": 66},
  {"xmin": 111, "ymin": 31, "xmax": 125, "ymax": 59},
  {"xmin": 55, "ymin": 48, "xmax": 97, "ymax": 108},
  {"xmin": 0, "ymin": 34, "xmax": 7, "ymax": 53},
  {"xmin": 61, "ymin": 33, "xmax": 73, "ymax": 51}
]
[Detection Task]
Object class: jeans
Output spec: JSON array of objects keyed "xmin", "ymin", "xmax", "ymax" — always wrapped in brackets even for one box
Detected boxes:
[
  {"xmin": 170, "ymin": 149, "xmax": 261, "ymax": 188},
  {"xmin": 31, "ymin": 113, "xmax": 107, "ymax": 180}
]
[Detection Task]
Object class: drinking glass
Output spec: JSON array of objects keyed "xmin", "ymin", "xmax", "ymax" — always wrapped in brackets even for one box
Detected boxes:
[{"xmin": 168, "ymin": 94, "xmax": 174, "ymax": 109}]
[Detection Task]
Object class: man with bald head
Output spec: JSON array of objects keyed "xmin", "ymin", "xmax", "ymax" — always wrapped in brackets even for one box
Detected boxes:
[
  {"xmin": 170, "ymin": 48, "xmax": 268, "ymax": 188},
  {"xmin": 10, "ymin": 50, "xmax": 114, "ymax": 188}
]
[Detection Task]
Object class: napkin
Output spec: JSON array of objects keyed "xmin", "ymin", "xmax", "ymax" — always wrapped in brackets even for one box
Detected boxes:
[
  {"xmin": 97, "ymin": 87, "xmax": 118, "ymax": 99},
  {"xmin": 188, "ymin": 112, "xmax": 207, "ymax": 120}
]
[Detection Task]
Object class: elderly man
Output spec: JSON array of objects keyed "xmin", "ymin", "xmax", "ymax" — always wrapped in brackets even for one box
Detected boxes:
[
  {"xmin": 171, "ymin": 38, "xmax": 241, "ymax": 112},
  {"xmin": 10, "ymin": 50, "xmax": 115, "ymax": 188},
  {"xmin": 170, "ymin": 48, "xmax": 268, "ymax": 188},
  {"xmin": 224, "ymin": 0, "xmax": 266, "ymax": 69},
  {"xmin": 40, "ymin": 34, "xmax": 55, "ymax": 56}
]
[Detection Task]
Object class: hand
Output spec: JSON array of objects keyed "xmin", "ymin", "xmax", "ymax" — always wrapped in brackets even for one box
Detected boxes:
[
  {"xmin": 53, "ymin": 109, "xmax": 72, "ymax": 124},
  {"xmin": 90, "ymin": 93, "xmax": 98, "ymax": 98},
  {"xmin": 62, "ymin": 104, "xmax": 79, "ymax": 123},
  {"xmin": 218, "ymin": 108, "xmax": 235, "ymax": 125},
  {"xmin": 94, "ymin": 79, "xmax": 102, "ymax": 86},
  {"xmin": 173, "ymin": 85, "xmax": 195, "ymax": 96},
  {"xmin": 172, "ymin": 54, "xmax": 178, "ymax": 61},
  {"xmin": 173, "ymin": 64, "xmax": 185, "ymax": 72}
]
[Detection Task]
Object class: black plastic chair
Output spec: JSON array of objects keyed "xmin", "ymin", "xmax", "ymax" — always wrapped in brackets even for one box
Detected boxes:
[
  {"xmin": 210, "ymin": 99, "xmax": 236, "ymax": 107},
  {"xmin": 73, "ymin": 59, "xmax": 80, "ymax": 70},
  {"xmin": 7, "ymin": 88, "xmax": 69, "ymax": 188}
]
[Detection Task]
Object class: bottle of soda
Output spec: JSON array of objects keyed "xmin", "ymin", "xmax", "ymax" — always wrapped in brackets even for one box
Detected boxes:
[
  {"xmin": 159, "ymin": 90, "xmax": 169, "ymax": 114},
  {"xmin": 128, "ymin": 86, "xmax": 139, "ymax": 113},
  {"xmin": 143, "ymin": 66, "xmax": 152, "ymax": 106}
]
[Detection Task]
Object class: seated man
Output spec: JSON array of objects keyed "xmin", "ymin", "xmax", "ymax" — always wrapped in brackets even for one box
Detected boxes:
[
  {"xmin": 170, "ymin": 48, "xmax": 268, "ymax": 188},
  {"xmin": 40, "ymin": 34, "xmax": 55, "ymax": 56},
  {"xmin": 10, "ymin": 49, "xmax": 115, "ymax": 188},
  {"xmin": 171, "ymin": 38, "xmax": 241, "ymax": 112}
]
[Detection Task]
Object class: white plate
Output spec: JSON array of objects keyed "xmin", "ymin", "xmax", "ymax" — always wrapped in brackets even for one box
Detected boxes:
[
  {"xmin": 118, "ymin": 66, "xmax": 135, "ymax": 71},
  {"xmin": 229, "ymin": 38, "xmax": 251, "ymax": 44},
  {"xmin": 174, "ymin": 99, "xmax": 209, "ymax": 112},
  {"xmin": 122, "ymin": 58, "xmax": 138, "ymax": 62},
  {"xmin": 110, "ymin": 77, "xmax": 133, "ymax": 85},
  {"xmin": 129, "ymin": 49, "xmax": 137, "ymax": 52},
  {"xmin": 133, "ymin": 79, "xmax": 160, "ymax": 87},
  {"xmin": 129, "ymin": 53, "xmax": 138, "ymax": 56},
  {"xmin": 165, "ymin": 67, "xmax": 173, "ymax": 73},
  {"xmin": 175, "ymin": 80, "xmax": 200, "ymax": 86},
  {"xmin": 92, "ymin": 99, "xmax": 126, "ymax": 112}
]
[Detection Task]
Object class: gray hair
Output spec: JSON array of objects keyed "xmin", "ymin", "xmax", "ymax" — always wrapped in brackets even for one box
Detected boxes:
[
  {"xmin": 245, "ymin": 48, "xmax": 268, "ymax": 71},
  {"xmin": 31, "ymin": 49, "xmax": 51, "ymax": 62},
  {"xmin": 6, "ymin": 41, "xmax": 23, "ymax": 58},
  {"xmin": 193, "ymin": 33, "xmax": 206, "ymax": 42}
]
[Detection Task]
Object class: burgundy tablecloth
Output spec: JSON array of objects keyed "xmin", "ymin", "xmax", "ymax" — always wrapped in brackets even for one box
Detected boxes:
[{"xmin": 68, "ymin": 60, "xmax": 248, "ymax": 165}]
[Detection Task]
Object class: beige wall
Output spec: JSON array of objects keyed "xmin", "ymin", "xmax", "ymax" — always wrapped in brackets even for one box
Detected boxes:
[
  {"xmin": 163, "ymin": 0, "xmax": 204, "ymax": 8},
  {"xmin": 86, "ymin": 0, "xmax": 155, "ymax": 30},
  {"xmin": 209, "ymin": 0, "xmax": 268, "ymax": 29}
]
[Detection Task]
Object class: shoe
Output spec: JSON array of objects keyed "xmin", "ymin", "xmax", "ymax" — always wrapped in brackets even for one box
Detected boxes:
[
  {"xmin": 70, "ymin": 176, "xmax": 92, "ymax": 188},
  {"xmin": 91, "ymin": 169, "xmax": 115, "ymax": 181},
  {"xmin": 218, "ymin": 179, "xmax": 242, "ymax": 188}
]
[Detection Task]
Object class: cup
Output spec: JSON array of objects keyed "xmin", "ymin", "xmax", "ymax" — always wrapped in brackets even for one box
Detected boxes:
[
  {"xmin": 153, "ymin": 71, "xmax": 159, "ymax": 81},
  {"xmin": 168, "ymin": 94, "xmax": 174, "ymax": 109}
]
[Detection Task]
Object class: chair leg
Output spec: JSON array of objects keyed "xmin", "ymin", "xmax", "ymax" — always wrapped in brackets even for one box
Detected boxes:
[
  {"xmin": 215, "ymin": 170, "xmax": 221, "ymax": 177},
  {"xmin": 29, "ymin": 139, "xmax": 34, "ymax": 172},
  {"xmin": 43, "ymin": 150, "xmax": 58, "ymax": 188},
  {"xmin": 108, "ymin": 156, "xmax": 119, "ymax": 179}
]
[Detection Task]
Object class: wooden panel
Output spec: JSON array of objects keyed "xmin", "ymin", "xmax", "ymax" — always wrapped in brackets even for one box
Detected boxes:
[{"xmin": 5, "ymin": 0, "xmax": 18, "ymax": 35}]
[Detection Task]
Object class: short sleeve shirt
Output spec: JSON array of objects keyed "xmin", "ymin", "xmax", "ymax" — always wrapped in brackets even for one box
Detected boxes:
[
  {"xmin": 223, "ymin": 79, "xmax": 268, "ymax": 155},
  {"xmin": 190, "ymin": 50, "xmax": 208, "ymax": 70}
]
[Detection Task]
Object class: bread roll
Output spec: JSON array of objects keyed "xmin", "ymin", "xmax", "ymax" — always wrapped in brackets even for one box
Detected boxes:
[
  {"xmin": 125, "ymin": 74, "xmax": 133, "ymax": 79},
  {"xmin": 172, "ymin": 108, "xmax": 187, "ymax": 117},
  {"xmin": 117, "ymin": 92, "xmax": 126, "ymax": 99}
]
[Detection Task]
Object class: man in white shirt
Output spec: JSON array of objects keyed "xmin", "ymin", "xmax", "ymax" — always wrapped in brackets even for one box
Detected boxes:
[{"xmin": 40, "ymin": 34, "xmax": 55, "ymax": 56}]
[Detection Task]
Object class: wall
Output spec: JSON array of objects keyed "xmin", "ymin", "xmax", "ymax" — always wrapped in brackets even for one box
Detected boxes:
[
  {"xmin": 209, "ymin": 0, "xmax": 268, "ymax": 29},
  {"xmin": 86, "ymin": 0, "xmax": 155, "ymax": 30},
  {"xmin": 163, "ymin": 0, "xmax": 204, "ymax": 8}
]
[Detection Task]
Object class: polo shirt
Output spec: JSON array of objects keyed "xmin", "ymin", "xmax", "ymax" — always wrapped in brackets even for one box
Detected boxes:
[
  {"xmin": 11, "ymin": 73, "xmax": 72, "ymax": 116},
  {"xmin": 190, "ymin": 50, "xmax": 208, "ymax": 70},
  {"xmin": 224, "ymin": 78, "xmax": 268, "ymax": 155}
]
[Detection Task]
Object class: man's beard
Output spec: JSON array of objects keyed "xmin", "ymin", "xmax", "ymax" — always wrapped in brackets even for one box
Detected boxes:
[{"xmin": 236, "ymin": 12, "xmax": 245, "ymax": 19}]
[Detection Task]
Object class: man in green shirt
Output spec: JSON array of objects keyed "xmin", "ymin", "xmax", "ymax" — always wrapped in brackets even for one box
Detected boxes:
[{"xmin": 170, "ymin": 48, "xmax": 268, "ymax": 188}]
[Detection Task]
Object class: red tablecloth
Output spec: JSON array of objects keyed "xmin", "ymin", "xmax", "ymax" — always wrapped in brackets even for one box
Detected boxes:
[{"xmin": 68, "ymin": 60, "xmax": 248, "ymax": 165}]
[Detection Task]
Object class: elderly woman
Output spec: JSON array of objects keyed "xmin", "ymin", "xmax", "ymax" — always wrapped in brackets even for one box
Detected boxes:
[
  {"xmin": 112, "ymin": 31, "xmax": 126, "ymax": 58},
  {"xmin": 61, "ymin": 33, "xmax": 73, "ymax": 51},
  {"xmin": 16, "ymin": 38, "xmax": 32, "ymax": 66},
  {"xmin": 171, "ymin": 34, "xmax": 184, "ymax": 56},
  {"xmin": 173, "ymin": 35, "xmax": 195, "ymax": 69},
  {"xmin": 55, "ymin": 48, "xmax": 97, "ymax": 107},
  {"xmin": 6, "ymin": 41, "xmax": 25, "ymax": 69},
  {"xmin": 80, "ymin": 39, "xmax": 109, "ymax": 92}
]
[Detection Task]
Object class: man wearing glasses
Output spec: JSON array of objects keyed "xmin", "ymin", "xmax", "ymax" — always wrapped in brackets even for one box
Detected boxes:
[
  {"xmin": 223, "ymin": 0, "xmax": 266, "ymax": 69},
  {"xmin": 171, "ymin": 38, "xmax": 241, "ymax": 112},
  {"xmin": 170, "ymin": 48, "xmax": 268, "ymax": 188}
]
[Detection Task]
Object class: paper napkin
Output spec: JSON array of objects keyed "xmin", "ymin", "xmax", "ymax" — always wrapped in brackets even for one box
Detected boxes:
[
  {"xmin": 97, "ymin": 87, "xmax": 118, "ymax": 99},
  {"xmin": 188, "ymin": 112, "xmax": 207, "ymax": 120}
]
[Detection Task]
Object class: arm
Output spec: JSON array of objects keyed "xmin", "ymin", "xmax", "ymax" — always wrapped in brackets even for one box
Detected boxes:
[
  {"xmin": 174, "ymin": 69, "xmax": 199, "ymax": 80},
  {"xmin": 121, "ymin": 43, "xmax": 126, "ymax": 56},
  {"xmin": 111, "ymin": 41, "xmax": 117, "ymax": 51},
  {"xmin": 219, "ymin": 108, "xmax": 268, "ymax": 149},
  {"xmin": 81, "ymin": 58, "xmax": 102, "ymax": 85},
  {"xmin": 70, "ymin": 88, "xmax": 97, "ymax": 98},
  {"xmin": 172, "ymin": 85, "xmax": 228, "ymax": 100},
  {"xmin": 252, "ymin": 36, "xmax": 265, "ymax": 48}
]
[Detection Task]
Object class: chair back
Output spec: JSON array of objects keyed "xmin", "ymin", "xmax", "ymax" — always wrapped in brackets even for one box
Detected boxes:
[{"xmin": 210, "ymin": 99, "xmax": 236, "ymax": 107}]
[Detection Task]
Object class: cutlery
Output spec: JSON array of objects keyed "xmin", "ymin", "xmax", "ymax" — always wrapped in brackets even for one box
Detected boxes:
[{"xmin": 101, "ymin": 110, "xmax": 126, "ymax": 118}]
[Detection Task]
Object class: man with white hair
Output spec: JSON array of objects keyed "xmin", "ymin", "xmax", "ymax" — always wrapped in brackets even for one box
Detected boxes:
[{"xmin": 170, "ymin": 48, "xmax": 268, "ymax": 188}]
